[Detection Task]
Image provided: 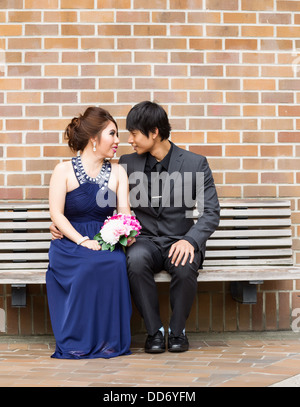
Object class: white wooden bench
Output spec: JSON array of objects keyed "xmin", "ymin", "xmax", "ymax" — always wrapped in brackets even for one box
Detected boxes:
[{"xmin": 1, "ymin": 199, "xmax": 300, "ymax": 305}]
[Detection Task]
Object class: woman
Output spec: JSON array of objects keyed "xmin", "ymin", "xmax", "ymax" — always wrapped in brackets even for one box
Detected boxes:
[{"xmin": 46, "ymin": 107, "xmax": 134, "ymax": 359}]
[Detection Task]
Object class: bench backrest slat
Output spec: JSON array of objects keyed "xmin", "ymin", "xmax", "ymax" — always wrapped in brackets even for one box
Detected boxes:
[
  {"xmin": 0, "ymin": 222, "xmax": 51, "ymax": 230},
  {"xmin": 0, "ymin": 212, "xmax": 50, "ymax": 220},
  {"xmin": 220, "ymin": 209, "xmax": 291, "ymax": 217},
  {"xmin": 0, "ymin": 233, "xmax": 51, "ymax": 241}
]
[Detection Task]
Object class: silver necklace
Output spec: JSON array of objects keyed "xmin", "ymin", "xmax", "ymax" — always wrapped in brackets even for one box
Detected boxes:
[{"xmin": 72, "ymin": 154, "xmax": 111, "ymax": 190}]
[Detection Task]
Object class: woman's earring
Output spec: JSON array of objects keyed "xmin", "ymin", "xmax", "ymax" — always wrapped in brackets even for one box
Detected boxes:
[{"xmin": 93, "ymin": 141, "xmax": 96, "ymax": 152}]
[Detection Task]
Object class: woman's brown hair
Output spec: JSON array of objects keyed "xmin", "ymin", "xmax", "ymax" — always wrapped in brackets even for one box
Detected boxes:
[{"xmin": 65, "ymin": 106, "xmax": 118, "ymax": 152}]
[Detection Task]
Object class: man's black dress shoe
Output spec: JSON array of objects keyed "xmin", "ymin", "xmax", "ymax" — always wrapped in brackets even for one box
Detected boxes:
[
  {"xmin": 145, "ymin": 330, "xmax": 166, "ymax": 354},
  {"xmin": 168, "ymin": 332, "xmax": 189, "ymax": 352}
]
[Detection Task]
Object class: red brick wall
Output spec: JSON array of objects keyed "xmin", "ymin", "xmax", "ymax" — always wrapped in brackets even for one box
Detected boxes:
[{"xmin": 1, "ymin": 0, "xmax": 300, "ymax": 334}]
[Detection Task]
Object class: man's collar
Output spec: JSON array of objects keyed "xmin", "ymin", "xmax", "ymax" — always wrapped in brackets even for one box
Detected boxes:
[{"xmin": 147, "ymin": 141, "xmax": 173, "ymax": 170}]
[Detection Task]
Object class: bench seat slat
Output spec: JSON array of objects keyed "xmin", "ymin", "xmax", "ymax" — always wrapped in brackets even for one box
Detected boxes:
[
  {"xmin": 1, "ymin": 266, "xmax": 300, "ymax": 284},
  {"xmin": 0, "ymin": 271, "xmax": 47, "ymax": 284},
  {"xmin": 203, "ymin": 258, "xmax": 293, "ymax": 266},
  {"xmin": 155, "ymin": 267, "xmax": 300, "ymax": 282}
]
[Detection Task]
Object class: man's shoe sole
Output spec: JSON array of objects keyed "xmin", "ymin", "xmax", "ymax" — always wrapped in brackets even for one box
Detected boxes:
[
  {"xmin": 145, "ymin": 347, "xmax": 166, "ymax": 354},
  {"xmin": 168, "ymin": 346, "xmax": 189, "ymax": 352}
]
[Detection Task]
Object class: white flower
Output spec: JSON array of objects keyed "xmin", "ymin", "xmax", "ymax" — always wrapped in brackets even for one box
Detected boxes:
[{"xmin": 100, "ymin": 218, "xmax": 126, "ymax": 245}]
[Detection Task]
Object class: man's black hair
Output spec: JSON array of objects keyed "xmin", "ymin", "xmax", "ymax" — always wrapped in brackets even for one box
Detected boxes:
[{"xmin": 126, "ymin": 101, "xmax": 172, "ymax": 141}]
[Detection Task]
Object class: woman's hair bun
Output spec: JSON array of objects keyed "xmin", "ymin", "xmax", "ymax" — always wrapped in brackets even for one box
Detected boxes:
[
  {"xmin": 71, "ymin": 116, "xmax": 82, "ymax": 129},
  {"xmin": 65, "ymin": 114, "xmax": 85, "ymax": 152},
  {"xmin": 64, "ymin": 107, "xmax": 117, "ymax": 153}
]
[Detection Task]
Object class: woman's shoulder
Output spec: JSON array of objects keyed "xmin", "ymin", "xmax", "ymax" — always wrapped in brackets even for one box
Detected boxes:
[
  {"xmin": 55, "ymin": 159, "xmax": 73, "ymax": 170},
  {"xmin": 52, "ymin": 160, "xmax": 73, "ymax": 177}
]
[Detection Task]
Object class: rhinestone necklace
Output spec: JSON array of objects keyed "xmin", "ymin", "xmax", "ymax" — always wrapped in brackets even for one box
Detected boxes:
[{"xmin": 72, "ymin": 153, "xmax": 111, "ymax": 190}]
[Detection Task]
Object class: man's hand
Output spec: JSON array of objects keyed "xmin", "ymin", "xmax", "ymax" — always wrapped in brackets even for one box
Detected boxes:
[
  {"xmin": 50, "ymin": 223, "xmax": 64, "ymax": 240},
  {"xmin": 168, "ymin": 240, "xmax": 195, "ymax": 267},
  {"xmin": 127, "ymin": 237, "xmax": 136, "ymax": 247}
]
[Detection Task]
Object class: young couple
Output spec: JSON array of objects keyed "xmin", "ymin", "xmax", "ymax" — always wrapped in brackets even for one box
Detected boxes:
[{"xmin": 47, "ymin": 101, "xmax": 220, "ymax": 359}]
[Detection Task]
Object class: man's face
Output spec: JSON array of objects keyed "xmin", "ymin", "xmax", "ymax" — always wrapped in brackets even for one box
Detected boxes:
[{"xmin": 127, "ymin": 130, "xmax": 156, "ymax": 155}]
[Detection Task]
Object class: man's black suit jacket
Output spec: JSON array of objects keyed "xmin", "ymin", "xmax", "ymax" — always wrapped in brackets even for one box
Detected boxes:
[{"xmin": 119, "ymin": 142, "xmax": 220, "ymax": 261}]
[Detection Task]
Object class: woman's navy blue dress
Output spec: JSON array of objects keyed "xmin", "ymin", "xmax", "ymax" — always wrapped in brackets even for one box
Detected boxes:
[{"xmin": 46, "ymin": 156, "xmax": 132, "ymax": 359}]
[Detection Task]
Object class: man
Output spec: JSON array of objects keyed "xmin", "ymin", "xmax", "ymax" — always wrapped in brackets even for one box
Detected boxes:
[
  {"xmin": 50, "ymin": 101, "xmax": 220, "ymax": 353},
  {"xmin": 119, "ymin": 101, "xmax": 220, "ymax": 353}
]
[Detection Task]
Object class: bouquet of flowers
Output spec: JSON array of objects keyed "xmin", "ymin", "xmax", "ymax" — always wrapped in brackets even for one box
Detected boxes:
[{"xmin": 93, "ymin": 213, "xmax": 141, "ymax": 252}]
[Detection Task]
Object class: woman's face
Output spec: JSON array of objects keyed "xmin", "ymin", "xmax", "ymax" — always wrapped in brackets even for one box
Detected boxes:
[{"xmin": 93, "ymin": 121, "xmax": 119, "ymax": 158}]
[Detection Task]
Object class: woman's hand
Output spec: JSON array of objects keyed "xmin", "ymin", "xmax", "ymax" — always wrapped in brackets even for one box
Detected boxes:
[{"xmin": 80, "ymin": 239, "xmax": 102, "ymax": 251}]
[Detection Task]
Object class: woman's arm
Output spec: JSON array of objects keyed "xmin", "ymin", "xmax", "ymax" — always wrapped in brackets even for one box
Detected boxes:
[
  {"xmin": 49, "ymin": 163, "xmax": 100, "ymax": 250},
  {"xmin": 115, "ymin": 164, "xmax": 136, "ymax": 247},
  {"xmin": 115, "ymin": 163, "xmax": 132, "ymax": 216}
]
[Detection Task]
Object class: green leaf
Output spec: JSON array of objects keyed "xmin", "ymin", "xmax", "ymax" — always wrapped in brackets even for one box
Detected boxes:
[
  {"xmin": 119, "ymin": 235, "xmax": 128, "ymax": 246},
  {"xmin": 129, "ymin": 230, "xmax": 138, "ymax": 238},
  {"xmin": 93, "ymin": 233, "xmax": 102, "ymax": 241},
  {"xmin": 101, "ymin": 242, "xmax": 110, "ymax": 251}
]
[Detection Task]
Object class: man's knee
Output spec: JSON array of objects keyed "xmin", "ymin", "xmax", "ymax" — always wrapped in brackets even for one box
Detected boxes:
[
  {"xmin": 127, "ymin": 244, "xmax": 151, "ymax": 266},
  {"xmin": 126, "ymin": 241, "xmax": 162, "ymax": 278},
  {"xmin": 168, "ymin": 250, "xmax": 202, "ymax": 280},
  {"xmin": 170, "ymin": 263, "xmax": 199, "ymax": 284}
]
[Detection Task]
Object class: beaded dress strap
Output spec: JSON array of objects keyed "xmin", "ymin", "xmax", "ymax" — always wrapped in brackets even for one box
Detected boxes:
[{"xmin": 71, "ymin": 154, "xmax": 111, "ymax": 190}]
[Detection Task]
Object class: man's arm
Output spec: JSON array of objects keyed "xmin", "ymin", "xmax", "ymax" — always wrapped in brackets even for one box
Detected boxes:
[
  {"xmin": 169, "ymin": 156, "xmax": 220, "ymax": 267},
  {"xmin": 50, "ymin": 223, "xmax": 64, "ymax": 239},
  {"xmin": 184, "ymin": 156, "xmax": 220, "ymax": 251}
]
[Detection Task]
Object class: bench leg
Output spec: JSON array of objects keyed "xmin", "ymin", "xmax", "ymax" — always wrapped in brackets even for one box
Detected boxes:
[
  {"xmin": 11, "ymin": 284, "xmax": 27, "ymax": 307},
  {"xmin": 230, "ymin": 281, "xmax": 263, "ymax": 304}
]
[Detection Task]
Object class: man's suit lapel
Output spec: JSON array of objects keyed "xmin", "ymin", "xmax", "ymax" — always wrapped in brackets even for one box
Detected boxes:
[{"xmin": 159, "ymin": 143, "xmax": 184, "ymax": 215}]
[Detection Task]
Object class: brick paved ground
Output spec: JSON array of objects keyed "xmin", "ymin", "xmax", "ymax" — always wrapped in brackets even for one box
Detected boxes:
[{"xmin": 0, "ymin": 332, "xmax": 300, "ymax": 388}]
